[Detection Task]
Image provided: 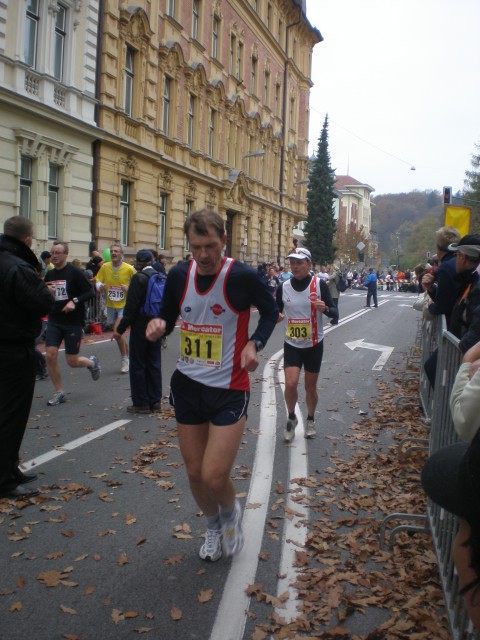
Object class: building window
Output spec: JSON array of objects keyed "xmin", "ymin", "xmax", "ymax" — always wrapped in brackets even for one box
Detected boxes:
[
  {"xmin": 278, "ymin": 20, "xmax": 283, "ymax": 47},
  {"xmin": 237, "ymin": 42, "xmax": 243, "ymax": 81},
  {"xmin": 208, "ymin": 108, "xmax": 215, "ymax": 158},
  {"xmin": 19, "ymin": 156, "xmax": 32, "ymax": 218},
  {"xmin": 212, "ymin": 15, "xmax": 219, "ymax": 58},
  {"xmin": 185, "ymin": 200, "xmax": 194, "ymax": 251},
  {"xmin": 124, "ymin": 47, "xmax": 134, "ymax": 117},
  {"xmin": 48, "ymin": 164, "xmax": 59, "ymax": 239},
  {"xmin": 264, "ymin": 70, "xmax": 270, "ymax": 106},
  {"xmin": 53, "ymin": 4, "xmax": 67, "ymax": 81},
  {"xmin": 289, "ymin": 97, "xmax": 295, "ymax": 130},
  {"xmin": 159, "ymin": 194, "xmax": 167, "ymax": 249},
  {"xmin": 167, "ymin": 0, "xmax": 176, "ymax": 18},
  {"xmin": 259, "ymin": 219, "xmax": 264, "ymax": 257},
  {"xmin": 253, "ymin": 0, "xmax": 258, "ymax": 11},
  {"xmin": 192, "ymin": 0, "xmax": 200, "ymax": 40},
  {"xmin": 229, "ymin": 33, "xmax": 236, "ymax": 75},
  {"xmin": 187, "ymin": 93, "xmax": 195, "ymax": 148},
  {"xmin": 162, "ymin": 76, "xmax": 171, "ymax": 134},
  {"xmin": 120, "ymin": 180, "xmax": 130, "ymax": 246},
  {"xmin": 24, "ymin": 0, "xmax": 39, "ymax": 68},
  {"xmin": 266, "ymin": 3, "xmax": 271, "ymax": 29},
  {"xmin": 275, "ymin": 83, "xmax": 280, "ymax": 117},
  {"xmin": 251, "ymin": 56, "xmax": 257, "ymax": 95}
]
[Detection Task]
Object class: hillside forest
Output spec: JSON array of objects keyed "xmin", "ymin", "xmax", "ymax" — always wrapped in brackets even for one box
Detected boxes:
[{"xmin": 372, "ymin": 190, "xmax": 480, "ymax": 269}]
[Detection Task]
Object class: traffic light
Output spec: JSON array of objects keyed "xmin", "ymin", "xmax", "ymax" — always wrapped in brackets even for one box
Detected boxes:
[{"xmin": 443, "ymin": 186, "xmax": 452, "ymax": 205}]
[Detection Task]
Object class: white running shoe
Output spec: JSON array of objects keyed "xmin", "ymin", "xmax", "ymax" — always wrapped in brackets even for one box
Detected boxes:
[
  {"xmin": 304, "ymin": 419, "xmax": 316, "ymax": 439},
  {"xmin": 221, "ymin": 500, "xmax": 244, "ymax": 557},
  {"xmin": 199, "ymin": 528, "xmax": 222, "ymax": 562},
  {"xmin": 120, "ymin": 357, "xmax": 129, "ymax": 374},
  {"xmin": 284, "ymin": 415, "xmax": 298, "ymax": 442},
  {"xmin": 47, "ymin": 391, "xmax": 66, "ymax": 406},
  {"xmin": 88, "ymin": 355, "xmax": 101, "ymax": 381}
]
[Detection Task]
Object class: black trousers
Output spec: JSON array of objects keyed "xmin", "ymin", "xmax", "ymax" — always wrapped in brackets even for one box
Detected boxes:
[
  {"xmin": 128, "ymin": 322, "xmax": 162, "ymax": 409},
  {"xmin": 0, "ymin": 343, "xmax": 36, "ymax": 490},
  {"xmin": 366, "ymin": 287, "xmax": 378, "ymax": 307}
]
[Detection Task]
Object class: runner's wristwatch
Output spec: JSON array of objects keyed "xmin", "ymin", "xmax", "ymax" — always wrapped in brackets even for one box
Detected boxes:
[
  {"xmin": 72, "ymin": 297, "xmax": 79, "ymax": 305},
  {"xmin": 251, "ymin": 339, "xmax": 264, "ymax": 352}
]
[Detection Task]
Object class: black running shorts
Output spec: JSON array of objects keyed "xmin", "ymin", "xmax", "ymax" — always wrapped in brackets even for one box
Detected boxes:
[
  {"xmin": 169, "ymin": 369, "xmax": 250, "ymax": 426},
  {"xmin": 283, "ymin": 340, "xmax": 324, "ymax": 373}
]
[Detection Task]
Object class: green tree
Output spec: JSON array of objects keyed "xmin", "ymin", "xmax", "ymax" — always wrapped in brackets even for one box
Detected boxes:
[
  {"xmin": 464, "ymin": 141, "xmax": 480, "ymax": 233},
  {"xmin": 304, "ymin": 115, "xmax": 336, "ymax": 265}
]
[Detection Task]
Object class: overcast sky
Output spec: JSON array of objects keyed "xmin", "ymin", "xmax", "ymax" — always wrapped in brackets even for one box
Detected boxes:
[{"xmin": 305, "ymin": 0, "xmax": 480, "ymax": 196}]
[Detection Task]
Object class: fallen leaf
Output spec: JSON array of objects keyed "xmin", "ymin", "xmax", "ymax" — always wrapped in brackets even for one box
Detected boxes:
[
  {"xmin": 60, "ymin": 604, "xmax": 77, "ymax": 615},
  {"xmin": 198, "ymin": 589, "xmax": 214, "ymax": 603},
  {"xmin": 170, "ymin": 606, "xmax": 182, "ymax": 620}
]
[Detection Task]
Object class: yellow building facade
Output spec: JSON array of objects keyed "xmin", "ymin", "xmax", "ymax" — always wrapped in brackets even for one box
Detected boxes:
[{"xmin": 95, "ymin": 0, "xmax": 321, "ymax": 265}]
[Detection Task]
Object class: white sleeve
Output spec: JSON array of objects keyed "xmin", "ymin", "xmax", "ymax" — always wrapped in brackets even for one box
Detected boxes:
[{"xmin": 450, "ymin": 362, "xmax": 480, "ymax": 442}]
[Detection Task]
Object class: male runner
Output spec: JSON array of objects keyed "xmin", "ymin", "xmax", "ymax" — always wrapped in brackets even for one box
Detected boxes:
[
  {"xmin": 96, "ymin": 243, "xmax": 136, "ymax": 373},
  {"xmin": 276, "ymin": 247, "xmax": 337, "ymax": 441},
  {"xmin": 45, "ymin": 242, "xmax": 100, "ymax": 406},
  {"xmin": 146, "ymin": 209, "xmax": 278, "ymax": 562}
]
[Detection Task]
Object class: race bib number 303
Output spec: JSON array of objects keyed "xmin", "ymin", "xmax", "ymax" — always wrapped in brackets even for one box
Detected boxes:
[
  {"xmin": 286, "ymin": 318, "xmax": 311, "ymax": 340},
  {"xmin": 179, "ymin": 322, "xmax": 223, "ymax": 367}
]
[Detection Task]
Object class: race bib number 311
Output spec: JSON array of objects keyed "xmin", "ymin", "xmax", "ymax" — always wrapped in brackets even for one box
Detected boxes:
[
  {"xmin": 287, "ymin": 318, "xmax": 311, "ymax": 340},
  {"xmin": 179, "ymin": 322, "xmax": 223, "ymax": 367}
]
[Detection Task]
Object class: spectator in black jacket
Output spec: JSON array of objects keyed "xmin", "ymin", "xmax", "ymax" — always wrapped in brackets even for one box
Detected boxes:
[
  {"xmin": 448, "ymin": 235, "xmax": 480, "ymax": 353},
  {"xmin": 422, "ymin": 226, "xmax": 461, "ymax": 387},
  {"xmin": 0, "ymin": 216, "xmax": 54, "ymax": 500},
  {"xmin": 113, "ymin": 250, "xmax": 162, "ymax": 414}
]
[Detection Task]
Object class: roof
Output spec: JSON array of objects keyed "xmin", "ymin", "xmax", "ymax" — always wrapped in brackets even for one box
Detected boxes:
[{"xmin": 335, "ymin": 175, "xmax": 375, "ymax": 193}]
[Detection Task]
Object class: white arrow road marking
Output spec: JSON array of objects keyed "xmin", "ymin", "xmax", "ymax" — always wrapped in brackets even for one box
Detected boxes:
[{"xmin": 345, "ymin": 339, "xmax": 394, "ymax": 370}]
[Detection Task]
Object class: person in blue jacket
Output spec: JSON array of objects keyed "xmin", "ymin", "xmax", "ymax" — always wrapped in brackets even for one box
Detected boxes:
[{"xmin": 363, "ymin": 268, "xmax": 378, "ymax": 308}]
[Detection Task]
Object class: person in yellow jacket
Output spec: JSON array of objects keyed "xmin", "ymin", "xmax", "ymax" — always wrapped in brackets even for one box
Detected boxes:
[{"xmin": 96, "ymin": 244, "xmax": 136, "ymax": 373}]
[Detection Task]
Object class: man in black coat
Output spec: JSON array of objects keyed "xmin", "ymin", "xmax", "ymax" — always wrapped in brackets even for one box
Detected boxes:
[
  {"xmin": 113, "ymin": 249, "xmax": 163, "ymax": 414},
  {"xmin": 0, "ymin": 216, "xmax": 54, "ymax": 499}
]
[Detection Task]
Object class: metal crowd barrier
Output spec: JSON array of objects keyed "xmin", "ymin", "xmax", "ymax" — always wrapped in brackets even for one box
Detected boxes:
[
  {"xmin": 84, "ymin": 290, "xmax": 106, "ymax": 333},
  {"xmin": 381, "ymin": 315, "xmax": 479, "ymax": 639}
]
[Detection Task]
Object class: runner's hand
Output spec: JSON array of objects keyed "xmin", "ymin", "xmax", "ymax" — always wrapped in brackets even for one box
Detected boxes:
[
  {"xmin": 241, "ymin": 341, "xmax": 259, "ymax": 372},
  {"xmin": 146, "ymin": 318, "xmax": 166, "ymax": 342}
]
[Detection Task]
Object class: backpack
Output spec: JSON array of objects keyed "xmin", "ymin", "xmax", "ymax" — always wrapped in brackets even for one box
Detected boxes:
[
  {"xmin": 336, "ymin": 275, "xmax": 348, "ymax": 293},
  {"xmin": 141, "ymin": 271, "xmax": 167, "ymax": 317}
]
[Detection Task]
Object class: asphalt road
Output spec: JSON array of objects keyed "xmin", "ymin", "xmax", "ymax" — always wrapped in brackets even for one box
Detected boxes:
[{"xmin": 0, "ymin": 289, "xmax": 421, "ymax": 640}]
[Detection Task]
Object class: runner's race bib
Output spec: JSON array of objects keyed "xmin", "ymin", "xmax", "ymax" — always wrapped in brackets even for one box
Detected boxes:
[
  {"xmin": 179, "ymin": 322, "xmax": 223, "ymax": 367},
  {"xmin": 286, "ymin": 317, "xmax": 311, "ymax": 340},
  {"xmin": 50, "ymin": 280, "xmax": 68, "ymax": 301},
  {"xmin": 108, "ymin": 285, "xmax": 125, "ymax": 302}
]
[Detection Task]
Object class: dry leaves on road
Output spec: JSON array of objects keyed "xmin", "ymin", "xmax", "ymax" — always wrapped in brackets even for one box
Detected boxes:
[{"xmin": 251, "ymin": 367, "xmax": 451, "ymax": 640}]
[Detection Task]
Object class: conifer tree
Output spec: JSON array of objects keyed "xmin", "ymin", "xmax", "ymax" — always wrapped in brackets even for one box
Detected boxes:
[
  {"xmin": 304, "ymin": 115, "xmax": 336, "ymax": 265},
  {"xmin": 464, "ymin": 142, "xmax": 480, "ymax": 232}
]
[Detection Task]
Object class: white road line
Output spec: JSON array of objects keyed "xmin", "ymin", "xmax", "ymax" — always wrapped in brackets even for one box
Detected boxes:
[
  {"xmin": 21, "ymin": 420, "xmax": 131, "ymax": 471},
  {"xmin": 209, "ymin": 350, "xmax": 282, "ymax": 640},
  {"xmin": 275, "ymin": 364, "xmax": 308, "ymax": 621}
]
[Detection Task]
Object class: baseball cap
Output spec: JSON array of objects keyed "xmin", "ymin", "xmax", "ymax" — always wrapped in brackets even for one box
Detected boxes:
[
  {"xmin": 136, "ymin": 249, "xmax": 154, "ymax": 263},
  {"xmin": 286, "ymin": 247, "xmax": 312, "ymax": 261},
  {"xmin": 447, "ymin": 234, "xmax": 480, "ymax": 258}
]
